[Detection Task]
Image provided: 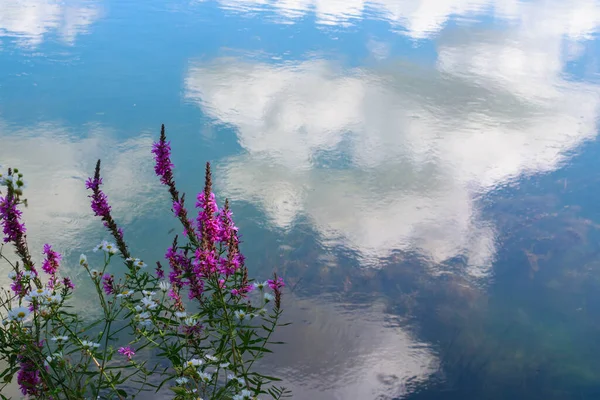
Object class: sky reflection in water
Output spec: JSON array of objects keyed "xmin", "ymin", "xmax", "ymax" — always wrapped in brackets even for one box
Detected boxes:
[{"xmin": 1, "ymin": 0, "xmax": 600, "ymax": 398}]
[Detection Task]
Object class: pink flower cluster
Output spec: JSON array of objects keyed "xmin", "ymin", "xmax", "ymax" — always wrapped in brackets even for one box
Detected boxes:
[
  {"xmin": 118, "ymin": 346, "xmax": 135, "ymax": 361},
  {"xmin": 42, "ymin": 244, "xmax": 61, "ymax": 275},
  {"xmin": 151, "ymin": 128, "xmax": 257, "ymax": 301}
]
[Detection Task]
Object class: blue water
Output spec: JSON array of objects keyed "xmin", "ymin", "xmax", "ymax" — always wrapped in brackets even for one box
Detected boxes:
[{"xmin": 2, "ymin": 0, "xmax": 600, "ymax": 399}]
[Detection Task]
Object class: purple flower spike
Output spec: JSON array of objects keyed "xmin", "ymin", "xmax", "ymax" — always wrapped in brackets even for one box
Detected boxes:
[
  {"xmin": 0, "ymin": 193, "xmax": 26, "ymax": 244},
  {"xmin": 268, "ymin": 277, "xmax": 285, "ymax": 291},
  {"xmin": 41, "ymin": 244, "xmax": 61, "ymax": 276},
  {"xmin": 86, "ymin": 175, "xmax": 111, "ymax": 219},
  {"xmin": 63, "ymin": 277, "xmax": 75, "ymax": 291},
  {"xmin": 152, "ymin": 125, "xmax": 174, "ymax": 186},
  {"xmin": 86, "ymin": 160, "xmax": 130, "ymax": 259}
]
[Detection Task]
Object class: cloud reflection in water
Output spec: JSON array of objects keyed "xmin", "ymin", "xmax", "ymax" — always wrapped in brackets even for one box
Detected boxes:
[
  {"xmin": 0, "ymin": 0, "xmax": 101, "ymax": 47},
  {"xmin": 264, "ymin": 296, "xmax": 438, "ymax": 399},
  {"xmin": 195, "ymin": 0, "xmax": 600, "ymax": 39},
  {"xmin": 185, "ymin": 37, "xmax": 599, "ymax": 277},
  {"xmin": 0, "ymin": 121, "xmax": 160, "ymax": 276}
]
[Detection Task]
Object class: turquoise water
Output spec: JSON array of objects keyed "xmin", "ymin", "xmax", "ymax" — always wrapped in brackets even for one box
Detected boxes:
[{"xmin": 2, "ymin": 0, "xmax": 600, "ymax": 398}]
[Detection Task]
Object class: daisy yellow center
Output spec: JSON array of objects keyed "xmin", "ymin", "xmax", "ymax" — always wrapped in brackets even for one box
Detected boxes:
[
  {"xmin": 36, "ymin": 289, "xmax": 44, "ymax": 294},
  {"xmin": 17, "ymin": 312, "xmax": 26, "ymax": 318}
]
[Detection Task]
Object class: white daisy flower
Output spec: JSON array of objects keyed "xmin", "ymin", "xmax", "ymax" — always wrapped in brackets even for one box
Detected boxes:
[
  {"xmin": 48, "ymin": 294, "xmax": 62, "ymax": 304},
  {"xmin": 7, "ymin": 271, "xmax": 17, "ymax": 280},
  {"xmin": 186, "ymin": 358, "xmax": 203, "ymax": 367},
  {"xmin": 233, "ymin": 389, "xmax": 253, "ymax": 400},
  {"xmin": 134, "ymin": 305, "xmax": 143, "ymax": 313},
  {"xmin": 81, "ymin": 340, "xmax": 100, "ymax": 349},
  {"xmin": 138, "ymin": 319, "xmax": 152, "ymax": 328},
  {"xmin": 253, "ymin": 281, "xmax": 267, "ymax": 291},
  {"xmin": 198, "ymin": 372, "xmax": 212, "ymax": 383},
  {"xmin": 219, "ymin": 362, "xmax": 230, "ymax": 369},
  {"xmin": 257, "ymin": 308, "xmax": 267, "ymax": 316},
  {"xmin": 183, "ymin": 317, "xmax": 197, "ymax": 327},
  {"xmin": 234, "ymin": 310, "xmax": 247, "ymax": 321},
  {"xmin": 175, "ymin": 377, "xmax": 189, "ymax": 385},
  {"xmin": 158, "ymin": 281, "xmax": 170, "ymax": 292},
  {"xmin": 263, "ymin": 293, "xmax": 274, "ymax": 302},
  {"xmin": 89, "ymin": 269, "xmax": 100, "ymax": 279},
  {"xmin": 174, "ymin": 311, "xmax": 187, "ymax": 319},
  {"xmin": 103, "ymin": 242, "xmax": 118, "ymax": 255},
  {"xmin": 140, "ymin": 297, "xmax": 158, "ymax": 310},
  {"xmin": 135, "ymin": 260, "xmax": 147, "ymax": 269},
  {"xmin": 204, "ymin": 354, "xmax": 218, "ymax": 362},
  {"xmin": 51, "ymin": 336, "xmax": 69, "ymax": 342},
  {"xmin": 8, "ymin": 307, "xmax": 30, "ymax": 322},
  {"xmin": 24, "ymin": 288, "xmax": 50, "ymax": 302},
  {"xmin": 116, "ymin": 289, "xmax": 134, "ymax": 298},
  {"xmin": 22, "ymin": 270, "xmax": 34, "ymax": 279},
  {"xmin": 79, "ymin": 254, "xmax": 88, "ymax": 266},
  {"xmin": 137, "ymin": 311, "xmax": 151, "ymax": 320},
  {"xmin": 141, "ymin": 290, "xmax": 155, "ymax": 297}
]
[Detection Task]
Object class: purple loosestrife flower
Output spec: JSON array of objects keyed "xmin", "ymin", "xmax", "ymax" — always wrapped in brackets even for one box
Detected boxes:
[
  {"xmin": 10, "ymin": 272, "xmax": 26, "ymax": 298},
  {"xmin": 182, "ymin": 322, "xmax": 203, "ymax": 338},
  {"xmin": 173, "ymin": 199, "xmax": 184, "ymax": 218},
  {"xmin": 41, "ymin": 244, "xmax": 61, "ymax": 275},
  {"xmin": 47, "ymin": 275, "xmax": 57, "ymax": 290},
  {"xmin": 195, "ymin": 163, "xmax": 221, "ymax": 251},
  {"xmin": 17, "ymin": 343, "xmax": 43, "ymax": 397},
  {"xmin": 218, "ymin": 234, "xmax": 243, "ymax": 277},
  {"xmin": 153, "ymin": 126, "xmax": 200, "ymax": 246},
  {"xmin": 102, "ymin": 274, "xmax": 115, "ymax": 295},
  {"xmin": 118, "ymin": 346, "xmax": 135, "ymax": 361},
  {"xmin": 168, "ymin": 289, "xmax": 185, "ymax": 311},
  {"xmin": 155, "ymin": 261, "xmax": 165, "ymax": 280},
  {"xmin": 0, "ymin": 194, "xmax": 25, "ymax": 243},
  {"xmin": 166, "ymin": 246, "xmax": 186, "ymax": 286},
  {"xmin": 268, "ymin": 277, "xmax": 285, "ymax": 291},
  {"xmin": 17, "ymin": 359, "xmax": 41, "ymax": 396},
  {"xmin": 0, "ymin": 170, "xmax": 36, "ymax": 273},
  {"xmin": 86, "ymin": 160, "xmax": 130, "ymax": 258},
  {"xmin": 269, "ymin": 274, "xmax": 285, "ymax": 309},
  {"xmin": 85, "ymin": 176, "xmax": 111, "ymax": 219},
  {"xmin": 151, "ymin": 126, "xmax": 174, "ymax": 186},
  {"xmin": 63, "ymin": 277, "xmax": 75, "ymax": 291},
  {"xmin": 196, "ymin": 192, "xmax": 220, "ymax": 246},
  {"xmin": 218, "ymin": 199, "xmax": 238, "ymax": 245}
]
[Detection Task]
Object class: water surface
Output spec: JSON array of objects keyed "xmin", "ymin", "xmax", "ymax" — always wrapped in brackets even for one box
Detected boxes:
[{"xmin": 1, "ymin": 0, "xmax": 600, "ymax": 399}]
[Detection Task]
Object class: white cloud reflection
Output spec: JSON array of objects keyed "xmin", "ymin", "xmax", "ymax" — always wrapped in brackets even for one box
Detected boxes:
[
  {"xmin": 264, "ymin": 296, "xmax": 438, "ymax": 399},
  {"xmin": 198, "ymin": 0, "xmax": 600, "ymax": 40},
  {"xmin": 185, "ymin": 1, "xmax": 600, "ymax": 277},
  {"xmin": 0, "ymin": 0, "xmax": 101, "ymax": 47},
  {"xmin": 0, "ymin": 121, "xmax": 159, "ymax": 264}
]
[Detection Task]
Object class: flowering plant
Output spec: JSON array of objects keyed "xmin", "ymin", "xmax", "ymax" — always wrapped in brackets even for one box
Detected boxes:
[{"xmin": 0, "ymin": 125, "xmax": 290, "ymax": 399}]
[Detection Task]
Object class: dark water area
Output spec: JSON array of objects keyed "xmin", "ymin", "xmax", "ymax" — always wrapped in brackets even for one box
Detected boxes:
[{"xmin": 2, "ymin": 0, "xmax": 600, "ymax": 399}]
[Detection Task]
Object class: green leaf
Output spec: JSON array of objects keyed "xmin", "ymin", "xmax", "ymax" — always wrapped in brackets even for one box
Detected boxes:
[{"xmin": 169, "ymin": 387, "xmax": 188, "ymax": 395}]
